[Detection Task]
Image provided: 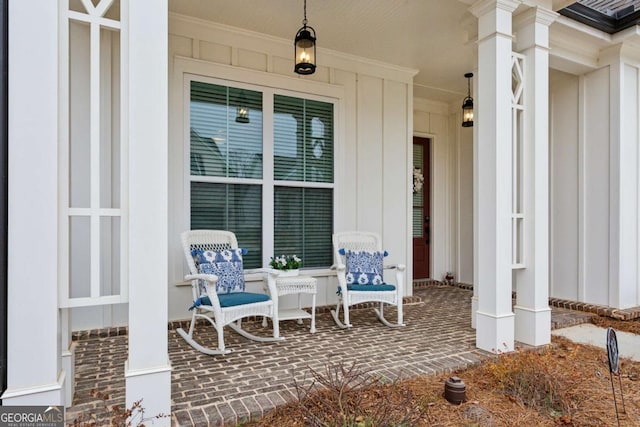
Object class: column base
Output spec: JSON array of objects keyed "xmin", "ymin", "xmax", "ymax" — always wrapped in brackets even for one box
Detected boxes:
[
  {"xmin": 62, "ymin": 342, "xmax": 77, "ymax": 407},
  {"xmin": 124, "ymin": 361, "xmax": 172, "ymax": 426},
  {"xmin": 1, "ymin": 370, "xmax": 66, "ymax": 406},
  {"xmin": 471, "ymin": 296, "xmax": 479, "ymax": 329},
  {"xmin": 514, "ymin": 305, "xmax": 551, "ymax": 346},
  {"xmin": 475, "ymin": 310, "xmax": 515, "ymax": 353}
]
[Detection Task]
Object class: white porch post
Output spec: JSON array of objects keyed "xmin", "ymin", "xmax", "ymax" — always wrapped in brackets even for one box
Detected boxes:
[
  {"xmin": 470, "ymin": 0, "xmax": 518, "ymax": 353},
  {"xmin": 2, "ymin": 0, "xmax": 64, "ymax": 405},
  {"xmin": 124, "ymin": 0, "xmax": 171, "ymax": 422},
  {"xmin": 512, "ymin": 7, "xmax": 557, "ymax": 346},
  {"xmin": 601, "ymin": 43, "xmax": 640, "ymax": 309},
  {"xmin": 471, "ymin": 68, "xmax": 479, "ymax": 330}
]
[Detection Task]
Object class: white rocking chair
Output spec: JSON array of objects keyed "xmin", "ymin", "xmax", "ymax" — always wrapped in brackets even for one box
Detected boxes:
[
  {"xmin": 177, "ymin": 230, "xmax": 283, "ymax": 355},
  {"xmin": 331, "ymin": 231, "xmax": 406, "ymax": 328}
]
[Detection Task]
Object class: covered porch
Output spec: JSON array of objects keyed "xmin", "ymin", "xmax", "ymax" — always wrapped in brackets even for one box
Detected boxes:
[
  {"xmin": 6, "ymin": 0, "xmax": 640, "ymax": 424},
  {"xmin": 65, "ymin": 284, "xmax": 593, "ymax": 425}
]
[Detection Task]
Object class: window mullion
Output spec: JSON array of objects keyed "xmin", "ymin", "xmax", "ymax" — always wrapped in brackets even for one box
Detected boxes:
[{"xmin": 263, "ymin": 90, "xmax": 275, "ymax": 268}]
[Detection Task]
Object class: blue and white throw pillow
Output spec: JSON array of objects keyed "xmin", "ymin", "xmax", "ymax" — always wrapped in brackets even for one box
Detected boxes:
[
  {"xmin": 191, "ymin": 248, "xmax": 245, "ymax": 294},
  {"xmin": 342, "ymin": 249, "xmax": 387, "ymax": 285}
]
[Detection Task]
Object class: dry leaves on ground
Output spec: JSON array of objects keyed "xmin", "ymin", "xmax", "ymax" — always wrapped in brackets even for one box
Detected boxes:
[{"xmin": 247, "ymin": 317, "xmax": 640, "ymax": 426}]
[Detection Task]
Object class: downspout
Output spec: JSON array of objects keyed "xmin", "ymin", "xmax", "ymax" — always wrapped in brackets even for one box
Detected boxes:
[{"xmin": 0, "ymin": 0, "xmax": 8, "ymax": 399}]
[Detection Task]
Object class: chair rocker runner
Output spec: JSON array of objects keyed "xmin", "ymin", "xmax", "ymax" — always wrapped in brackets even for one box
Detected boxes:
[
  {"xmin": 178, "ymin": 230, "xmax": 283, "ymax": 355},
  {"xmin": 332, "ymin": 231, "xmax": 406, "ymax": 328}
]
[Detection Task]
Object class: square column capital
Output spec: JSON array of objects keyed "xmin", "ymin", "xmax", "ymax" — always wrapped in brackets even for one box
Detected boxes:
[
  {"xmin": 515, "ymin": 6, "xmax": 558, "ymax": 27},
  {"xmin": 514, "ymin": 7, "xmax": 558, "ymax": 50},
  {"xmin": 470, "ymin": 0, "xmax": 520, "ymax": 19},
  {"xmin": 471, "ymin": 0, "xmax": 520, "ymax": 41}
]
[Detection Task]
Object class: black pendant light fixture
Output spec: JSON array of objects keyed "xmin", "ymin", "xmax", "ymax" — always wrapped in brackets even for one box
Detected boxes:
[
  {"xmin": 235, "ymin": 90, "xmax": 249, "ymax": 124},
  {"xmin": 462, "ymin": 72, "xmax": 474, "ymax": 127},
  {"xmin": 235, "ymin": 105, "xmax": 249, "ymax": 124},
  {"xmin": 294, "ymin": 0, "xmax": 316, "ymax": 75}
]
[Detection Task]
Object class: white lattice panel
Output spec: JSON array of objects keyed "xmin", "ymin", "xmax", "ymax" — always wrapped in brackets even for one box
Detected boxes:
[
  {"xmin": 59, "ymin": 0, "xmax": 128, "ymax": 307},
  {"xmin": 511, "ymin": 52, "xmax": 525, "ymax": 269}
]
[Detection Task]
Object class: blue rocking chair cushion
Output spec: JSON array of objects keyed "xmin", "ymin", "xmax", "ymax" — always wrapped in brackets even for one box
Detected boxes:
[
  {"xmin": 191, "ymin": 248, "xmax": 246, "ymax": 294},
  {"xmin": 190, "ymin": 292, "xmax": 270, "ymax": 309},
  {"xmin": 342, "ymin": 249, "xmax": 387, "ymax": 285},
  {"xmin": 347, "ymin": 283, "xmax": 396, "ymax": 292}
]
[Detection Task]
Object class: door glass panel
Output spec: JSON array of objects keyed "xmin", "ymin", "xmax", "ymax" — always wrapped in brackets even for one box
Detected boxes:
[{"xmin": 412, "ymin": 144, "xmax": 424, "ymax": 238}]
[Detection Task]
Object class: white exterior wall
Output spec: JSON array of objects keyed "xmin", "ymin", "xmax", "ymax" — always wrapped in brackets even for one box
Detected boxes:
[
  {"xmin": 583, "ymin": 66, "xmax": 611, "ymax": 305},
  {"xmin": 166, "ymin": 14, "xmax": 416, "ymax": 322},
  {"xmin": 64, "ymin": 12, "xmax": 416, "ymax": 330},
  {"xmin": 412, "ymin": 99, "xmax": 473, "ymax": 284},
  {"xmin": 617, "ymin": 63, "xmax": 639, "ymax": 307},
  {"xmin": 550, "ymin": 66, "xmax": 612, "ymax": 306},
  {"xmin": 605, "ymin": 48, "xmax": 640, "ymax": 309},
  {"xmin": 549, "ymin": 65, "xmax": 640, "ymax": 308},
  {"xmin": 550, "ymin": 69, "xmax": 580, "ymax": 300},
  {"xmin": 413, "ymin": 99, "xmax": 448, "ymax": 281}
]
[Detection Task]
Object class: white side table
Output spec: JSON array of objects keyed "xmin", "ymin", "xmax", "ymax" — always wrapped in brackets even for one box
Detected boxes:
[{"xmin": 266, "ymin": 275, "xmax": 317, "ymax": 333}]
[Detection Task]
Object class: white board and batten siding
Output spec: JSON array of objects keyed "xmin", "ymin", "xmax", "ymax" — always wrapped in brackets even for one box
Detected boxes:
[
  {"xmin": 550, "ymin": 63, "xmax": 640, "ymax": 310},
  {"xmin": 164, "ymin": 14, "xmax": 417, "ymax": 324}
]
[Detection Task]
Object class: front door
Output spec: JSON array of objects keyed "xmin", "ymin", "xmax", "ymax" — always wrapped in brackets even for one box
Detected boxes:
[{"xmin": 412, "ymin": 137, "xmax": 430, "ymax": 279}]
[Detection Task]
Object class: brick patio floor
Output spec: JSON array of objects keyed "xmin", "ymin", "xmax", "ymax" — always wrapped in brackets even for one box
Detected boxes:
[{"xmin": 66, "ymin": 283, "xmax": 594, "ymax": 426}]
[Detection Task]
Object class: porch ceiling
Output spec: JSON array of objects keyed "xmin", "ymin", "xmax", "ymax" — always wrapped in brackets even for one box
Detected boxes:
[
  {"xmin": 168, "ymin": 1, "xmax": 635, "ymax": 103},
  {"xmin": 168, "ymin": 0, "xmax": 478, "ymax": 104}
]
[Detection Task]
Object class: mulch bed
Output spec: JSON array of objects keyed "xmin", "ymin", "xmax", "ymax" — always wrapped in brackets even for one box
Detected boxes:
[{"xmin": 247, "ymin": 317, "xmax": 640, "ymax": 426}]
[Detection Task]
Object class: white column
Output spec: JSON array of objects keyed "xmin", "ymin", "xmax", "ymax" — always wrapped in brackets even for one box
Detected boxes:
[
  {"xmin": 124, "ymin": 0, "xmax": 171, "ymax": 423},
  {"xmin": 513, "ymin": 7, "xmax": 557, "ymax": 346},
  {"xmin": 2, "ymin": 0, "xmax": 64, "ymax": 405},
  {"xmin": 471, "ymin": 67, "xmax": 479, "ymax": 329},
  {"xmin": 470, "ymin": 0, "xmax": 518, "ymax": 353},
  {"xmin": 601, "ymin": 43, "xmax": 640, "ymax": 309}
]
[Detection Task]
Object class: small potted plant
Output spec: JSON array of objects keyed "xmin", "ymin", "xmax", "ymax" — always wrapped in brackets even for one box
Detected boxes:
[{"xmin": 269, "ymin": 254, "xmax": 302, "ymax": 276}]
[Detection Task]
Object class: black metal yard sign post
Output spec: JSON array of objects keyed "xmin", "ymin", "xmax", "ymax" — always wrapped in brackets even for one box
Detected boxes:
[{"xmin": 606, "ymin": 327, "xmax": 626, "ymax": 426}]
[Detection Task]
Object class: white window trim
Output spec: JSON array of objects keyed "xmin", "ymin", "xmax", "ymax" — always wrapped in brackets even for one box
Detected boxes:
[{"xmin": 179, "ymin": 61, "xmax": 345, "ymax": 269}]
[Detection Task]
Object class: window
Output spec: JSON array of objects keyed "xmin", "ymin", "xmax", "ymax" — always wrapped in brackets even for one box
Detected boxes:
[{"xmin": 189, "ymin": 79, "xmax": 335, "ymax": 269}]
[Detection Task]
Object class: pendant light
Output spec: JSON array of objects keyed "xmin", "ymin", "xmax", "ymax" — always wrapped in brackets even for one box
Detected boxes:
[
  {"xmin": 235, "ymin": 105, "xmax": 249, "ymax": 124},
  {"xmin": 462, "ymin": 73, "xmax": 474, "ymax": 127},
  {"xmin": 294, "ymin": 0, "xmax": 316, "ymax": 75},
  {"xmin": 235, "ymin": 90, "xmax": 250, "ymax": 124}
]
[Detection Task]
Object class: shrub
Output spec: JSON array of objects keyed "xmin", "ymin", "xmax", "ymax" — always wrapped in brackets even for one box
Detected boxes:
[
  {"xmin": 482, "ymin": 346, "xmax": 571, "ymax": 417},
  {"xmin": 292, "ymin": 361, "xmax": 427, "ymax": 427}
]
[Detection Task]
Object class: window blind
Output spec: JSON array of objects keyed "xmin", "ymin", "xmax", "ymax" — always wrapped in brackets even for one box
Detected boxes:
[
  {"xmin": 189, "ymin": 80, "xmax": 335, "ymax": 269},
  {"xmin": 274, "ymin": 95, "xmax": 333, "ymax": 183},
  {"xmin": 274, "ymin": 187, "xmax": 333, "ymax": 268},
  {"xmin": 191, "ymin": 182, "xmax": 262, "ymax": 268},
  {"xmin": 190, "ymin": 82, "xmax": 263, "ymax": 179}
]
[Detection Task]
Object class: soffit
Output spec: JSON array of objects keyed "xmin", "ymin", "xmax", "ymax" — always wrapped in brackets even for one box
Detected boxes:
[
  {"xmin": 559, "ymin": 0, "xmax": 640, "ymax": 33},
  {"xmin": 168, "ymin": 0, "xmax": 477, "ymax": 104}
]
